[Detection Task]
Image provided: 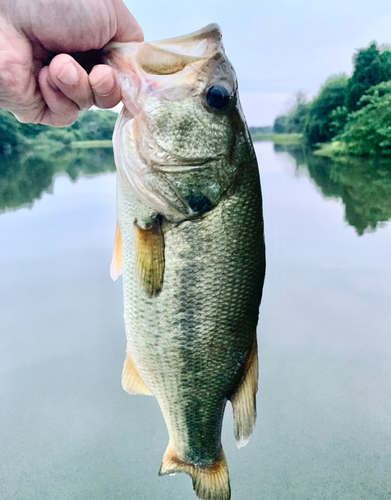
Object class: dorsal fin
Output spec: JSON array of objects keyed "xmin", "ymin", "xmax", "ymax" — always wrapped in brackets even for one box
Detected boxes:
[
  {"xmin": 152, "ymin": 23, "xmax": 223, "ymax": 55},
  {"xmin": 136, "ymin": 43, "xmax": 203, "ymax": 75}
]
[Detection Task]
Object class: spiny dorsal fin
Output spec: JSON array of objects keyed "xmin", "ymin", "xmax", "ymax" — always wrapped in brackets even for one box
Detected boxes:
[
  {"xmin": 122, "ymin": 349, "xmax": 153, "ymax": 396},
  {"xmin": 135, "ymin": 218, "xmax": 165, "ymax": 298},
  {"xmin": 110, "ymin": 221, "xmax": 123, "ymax": 281},
  {"xmin": 159, "ymin": 443, "xmax": 230, "ymax": 500},
  {"xmin": 152, "ymin": 24, "xmax": 222, "ymax": 53},
  {"xmin": 137, "ymin": 43, "xmax": 203, "ymax": 75},
  {"xmin": 230, "ymin": 340, "xmax": 258, "ymax": 448}
]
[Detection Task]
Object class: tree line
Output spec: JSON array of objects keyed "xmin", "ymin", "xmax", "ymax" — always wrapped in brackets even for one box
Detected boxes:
[
  {"xmin": 0, "ymin": 109, "xmax": 118, "ymax": 155},
  {"xmin": 274, "ymin": 42, "xmax": 391, "ymax": 156},
  {"xmin": 0, "ymin": 110, "xmax": 275, "ymax": 155}
]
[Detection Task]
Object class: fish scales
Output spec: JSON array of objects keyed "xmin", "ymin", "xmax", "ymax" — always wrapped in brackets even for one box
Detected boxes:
[
  {"xmin": 105, "ymin": 23, "xmax": 265, "ymax": 500},
  {"xmin": 118, "ymin": 154, "xmax": 263, "ymax": 459}
]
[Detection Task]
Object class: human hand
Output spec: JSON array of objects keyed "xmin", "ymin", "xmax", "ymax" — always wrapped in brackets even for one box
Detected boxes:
[{"xmin": 0, "ymin": 0, "xmax": 143, "ymax": 126}]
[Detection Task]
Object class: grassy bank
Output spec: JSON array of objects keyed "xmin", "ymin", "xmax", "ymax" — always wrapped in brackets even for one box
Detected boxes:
[
  {"xmin": 251, "ymin": 133, "xmax": 303, "ymax": 145},
  {"xmin": 314, "ymin": 140, "xmax": 391, "ymax": 159},
  {"xmin": 313, "ymin": 142, "xmax": 348, "ymax": 158},
  {"xmin": 71, "ymin": 140, "xmax": 113, "ymax": 149}
]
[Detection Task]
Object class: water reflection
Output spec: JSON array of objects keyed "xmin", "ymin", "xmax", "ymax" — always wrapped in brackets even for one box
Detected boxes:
[
  {"xmin": 277, "ymin": 144, "xmax": 391, "ymax": 235},
  {"xmin": 0, "ymin": 146, "xmax": 115, "ymax": 213},
  {"xmin": 2, "ymin": 141, "xmax": 391, "ymax": 500},
  {"xmin": 3, "ymin": 143, "xmax": 391, "ymax": 236}
]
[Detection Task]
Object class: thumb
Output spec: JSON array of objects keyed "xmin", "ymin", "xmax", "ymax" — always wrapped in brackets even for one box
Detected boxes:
[{"xmin": 112, "ymin": 0, "xmax": 144, "ymax": 43}]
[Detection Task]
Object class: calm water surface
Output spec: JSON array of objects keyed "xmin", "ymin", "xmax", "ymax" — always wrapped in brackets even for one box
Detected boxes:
[{"xmin": 1, "ymin": 143, "xmax": 391, "ymax": 499}]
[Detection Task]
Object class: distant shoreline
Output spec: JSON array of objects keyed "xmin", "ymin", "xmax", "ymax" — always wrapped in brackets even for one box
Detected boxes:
[
  {"xmin": 69, "ymin": 133, "xmax": 304, "ymax": 150},
  {"xmin": 71, "ymin": 140, "xmax": 113, "ymax": 149},
  {"xmin": 251, "ymin": 133, "xmax": 303, "ymax": 145}
]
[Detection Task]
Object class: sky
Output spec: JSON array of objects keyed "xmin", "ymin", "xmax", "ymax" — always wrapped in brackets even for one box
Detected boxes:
[{"xmin": 123, "ymin": 0, "xmax": 391, "ymax": 126}]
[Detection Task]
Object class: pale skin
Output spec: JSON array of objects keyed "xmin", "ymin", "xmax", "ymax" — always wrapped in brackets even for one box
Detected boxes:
[{"xmin": 0, "ymin": 0, "xmax": 143, "ymax": 126}]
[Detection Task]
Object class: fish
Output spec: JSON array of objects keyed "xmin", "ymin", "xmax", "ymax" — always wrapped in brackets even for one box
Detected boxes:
[{"xmin": 103, "ymin": 23, "xmax": 266, "ymax": 500}]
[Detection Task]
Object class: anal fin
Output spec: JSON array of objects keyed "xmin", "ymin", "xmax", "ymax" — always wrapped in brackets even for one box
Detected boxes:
[
  {"xmin": 110, "ymin": 221, "xmax": 123, "ymax": 281},
  {"xmin": 135, "ymin": 218, "xmax": 165, "ymax": 298},
  {"xmin": 159, "ymin": 443, "xmax": 230, "ymax": 500},
  {"xmin": 122, "ymin": 349, "xmax": 153, "ymax": 396},
  {"xmin": 231, "ymin": 340, "xmax": 258, "ymax": 448}
]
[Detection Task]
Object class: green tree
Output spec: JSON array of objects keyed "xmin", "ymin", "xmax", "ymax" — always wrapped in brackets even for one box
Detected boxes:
[
  {"xmin": 329, "ymin": 106, "xmax": 349, "ymax": 136},
  {"xmin": 305, "ymin": 74, "xmax": 348, "ymax": 145},
  {"xmin": 336, "ymin": 81, "xmax": 391, "ymax": 156},
  {"xmin": 18, "ymin": 122, "xmax": 48, "ymax": 139},
  {"xmin": 345, "ymin": 42, "xmax": 391, "ymax": 112},
  {"xmin": 285, "ymin": 92, "xmax": 309, "ymax": 133},
  {"xmin": 0, "ymin": 110, "xmax": 26, "ymax": 153},
  {"xmin": 70, "ymin": 110, "xmax": 117, "ymax": 140},
  {"xmin": 249, "ymin": 126, "xmax": 273, "ymax": 134},
  {"xmin": 0, "ymin": 108, "xmax": 118, "ymax": 153},
  {"xmin": 273, "ymin": 115, "xmax": 289, "ymax": 133},
  {"xmin": 273, "ymin": 92, "xmax": 309, "ymax": 134}
]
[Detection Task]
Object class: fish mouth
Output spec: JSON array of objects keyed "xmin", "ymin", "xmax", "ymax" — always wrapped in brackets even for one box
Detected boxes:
[{"xmin": 152, "ymin": 157, "xmax": 223, "ymax": 173}]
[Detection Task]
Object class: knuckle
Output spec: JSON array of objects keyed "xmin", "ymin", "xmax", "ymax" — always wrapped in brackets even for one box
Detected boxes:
[{"xmin": 0, "ymin": 56, "xmax": 35, "ymax": 107}]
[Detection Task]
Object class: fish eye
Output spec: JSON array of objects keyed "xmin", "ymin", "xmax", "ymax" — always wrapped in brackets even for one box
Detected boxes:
[{"xmin": 205, "ymin": 84, "xmax": 232, "ymax": 111}]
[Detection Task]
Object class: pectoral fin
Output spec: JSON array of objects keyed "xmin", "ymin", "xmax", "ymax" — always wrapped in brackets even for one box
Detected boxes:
[
  {"xmin": 122, "ymin": 349, "xmax": 153, "ymax": 396},
  {"xmin": 230, "ymin": 340, "xmax": 258, "ymax": 448},
  {"xmin": 135, "ymin": 218, "xmax": 165, "ymax": 298},
  {"xmin": 110, "ymin": 221, "xmax": 123, "ymax": 281}
]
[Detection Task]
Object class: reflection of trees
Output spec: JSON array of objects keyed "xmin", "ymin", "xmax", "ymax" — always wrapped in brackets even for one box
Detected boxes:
[
  {"xmin": 276, "ymin": 144, "xmax": 391, "ymax": 235},
  {"xmin": 0, "ymin": 147, "xmax": 115, "ymax": 212},
  {"xmin": 0, "ymin": 150, "xmax": 55, "ymax": 211}
]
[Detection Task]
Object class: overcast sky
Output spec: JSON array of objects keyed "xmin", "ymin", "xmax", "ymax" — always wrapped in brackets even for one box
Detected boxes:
[{"xmin": 123, "ymin": 0, "xmax": 391, "ymax": 126}]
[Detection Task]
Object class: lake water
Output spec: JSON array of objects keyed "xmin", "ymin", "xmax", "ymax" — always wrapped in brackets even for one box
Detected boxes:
[{"xmin": 1, "ymin": 142, "xmax": 391, "ymax": 499}]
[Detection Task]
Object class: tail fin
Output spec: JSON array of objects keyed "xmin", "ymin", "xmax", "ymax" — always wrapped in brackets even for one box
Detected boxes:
[{"xmin": 159, "ymin": 444, "xmax": 230, "ymax": 500}]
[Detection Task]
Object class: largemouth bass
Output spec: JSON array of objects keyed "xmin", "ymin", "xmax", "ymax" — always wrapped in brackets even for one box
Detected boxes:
[{"xmin": 104, "ymin": 24, "xmax": 265, "ymax": 500}]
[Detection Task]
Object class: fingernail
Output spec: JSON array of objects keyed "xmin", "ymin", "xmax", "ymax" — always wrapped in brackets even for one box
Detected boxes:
[
  {"xmin": 57, "ymin": 63, "xmax": 79, "ymax": 86},
  {"xmin": 93, "ymin": 74, "xmax": 115, "ymax": 96}
]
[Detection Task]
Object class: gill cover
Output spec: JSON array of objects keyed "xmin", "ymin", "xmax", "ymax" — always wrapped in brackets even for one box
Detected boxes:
[{"xmin": 104, "ymin": 24, "xmax": 240, "ymax": 221}]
